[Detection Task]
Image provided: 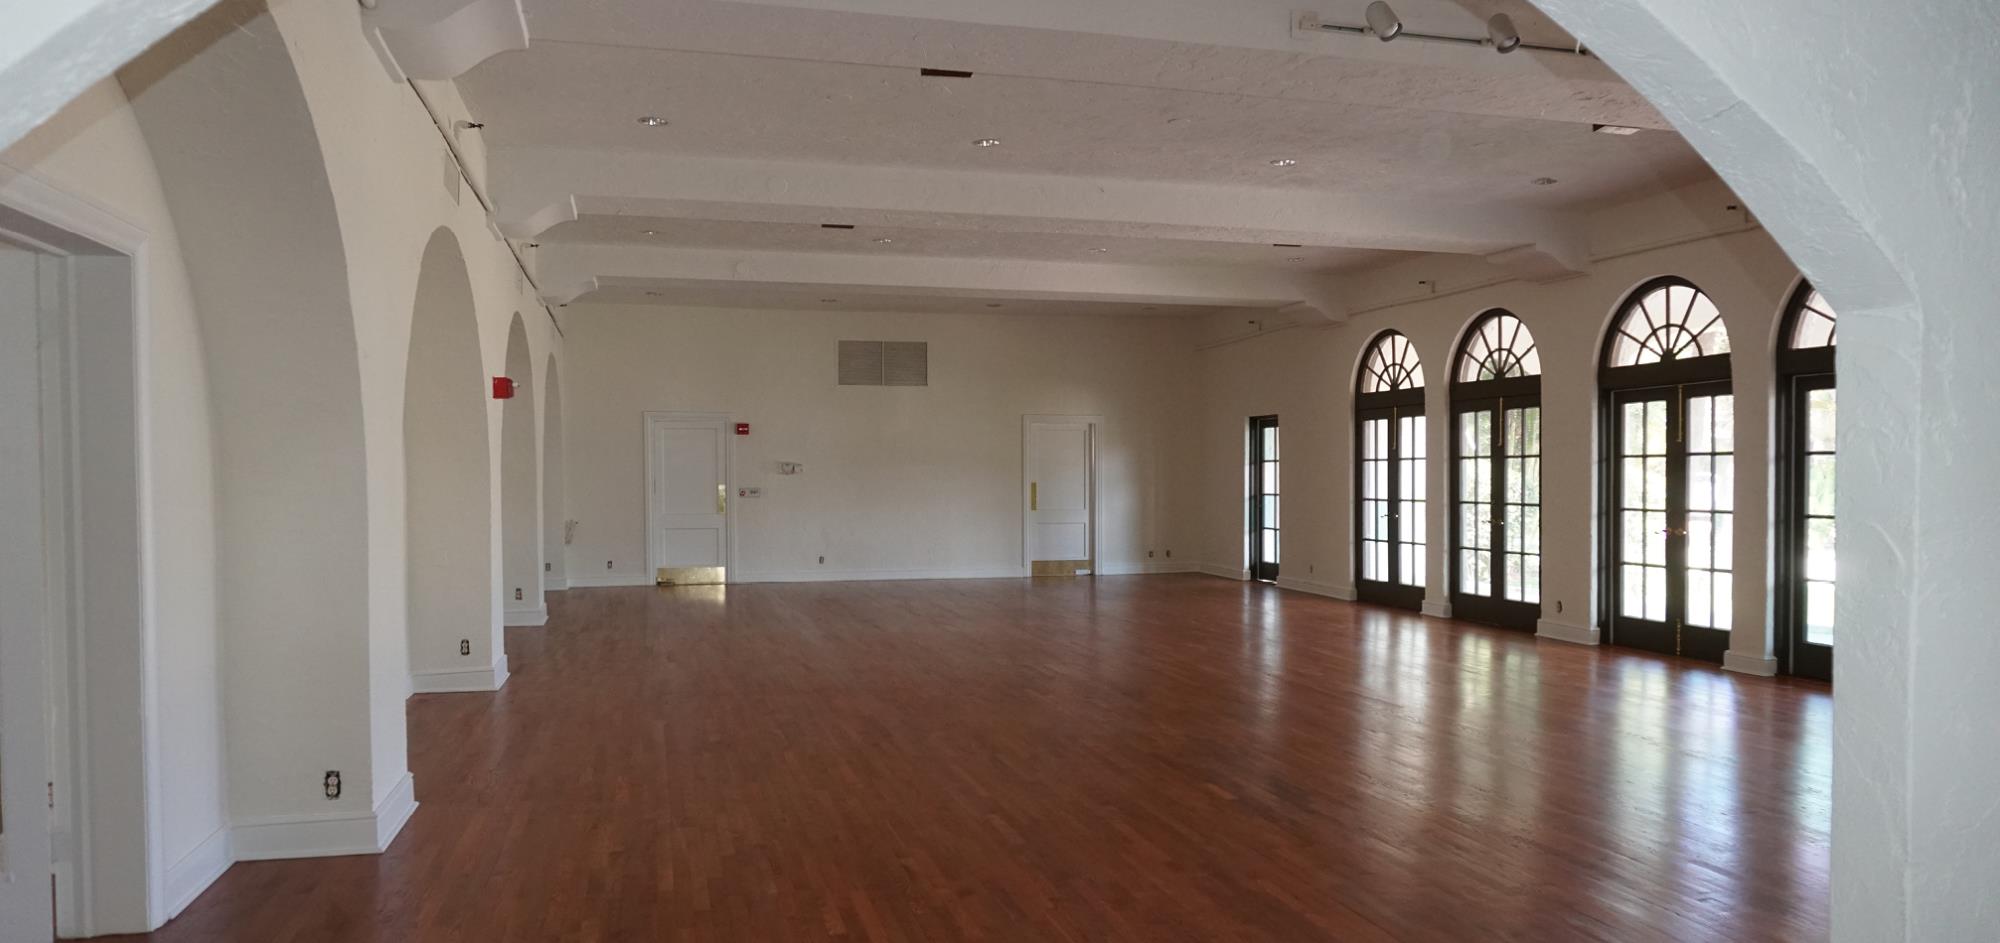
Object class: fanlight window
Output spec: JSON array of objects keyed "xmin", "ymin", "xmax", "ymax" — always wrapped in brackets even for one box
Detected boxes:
[
  {"xmin": 1360, "ymin": 332, "xmax": 1425, "ymax": 393},
  {"xmin": 1788, "ymin": 289, "xmax": 1838, "ymax": 349},
  {"xmin": 1456, "ymin": 311, "xmax": 1541, "ymax": 382},
  {"xmin": 1608, "ymin": 281, "xmax": 1731, "ymax": 367}
]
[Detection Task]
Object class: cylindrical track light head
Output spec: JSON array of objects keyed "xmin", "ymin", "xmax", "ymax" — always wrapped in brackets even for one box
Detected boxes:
[
  {"xmin": 1365, "ymin": 1, "xmax": 1403, "ymax": 41},
  {"xmin": 1487, "ymin": 13, "xmax": 1522, "ymax": 53}
]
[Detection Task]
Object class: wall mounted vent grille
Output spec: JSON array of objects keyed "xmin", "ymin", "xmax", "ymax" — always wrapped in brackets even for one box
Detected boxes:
[{"xmin": 838, "ymin": 340, "xmax": 928, "ymax": 386}]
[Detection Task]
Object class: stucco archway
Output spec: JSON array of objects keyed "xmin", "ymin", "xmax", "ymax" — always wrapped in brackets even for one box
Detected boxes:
[
  {"xmin": 500, "ymin": 313, "xmax": 544, "ymax": 625},
  {"xmin": 542, "ymin": 355, "xmax": 566, "ymax": 594},
  {"xmin": 405, "ymin": 227, "xmax": 500, "ymax": 693}
]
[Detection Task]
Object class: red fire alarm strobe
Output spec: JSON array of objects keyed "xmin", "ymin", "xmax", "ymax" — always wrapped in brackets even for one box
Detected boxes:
[
  {"xmin": 492, "ymin": 377, "xmax": 516, "ymax": 399},
  {"xmin": 735, "ymin": 422, "xmax": 751, "ymax": 436}
]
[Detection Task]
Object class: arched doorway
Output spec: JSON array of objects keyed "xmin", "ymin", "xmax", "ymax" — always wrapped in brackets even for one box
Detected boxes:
[
  {"xmin": 1774, "ymin": 281, "xmax": 1837, "ymax": 681},
  {"xmin": 500, "ymin": 314, "xmax": 543, "ymax": 625},
  {"xmin": 1448, "ymin": 309, "xmax": 1542, "ymax": 631},
  {"xmin": 404, "ymin": 228, "xmax": 499, "ymax": 692},
  {"xmin": 1354, "ymin": 329, "xmax": 1427, "ymax": 612}
]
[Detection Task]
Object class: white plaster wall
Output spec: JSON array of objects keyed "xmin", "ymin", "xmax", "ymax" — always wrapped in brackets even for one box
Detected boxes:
[
  {"xmin": 261, "ymin": 0, "xmax": 558, "ymax": 809},
  {"xmin": 500, "ymin": 315, "xmax": 543, "ymax": 619},
  {"xmin": 562, "ymin": 304, "xmax": 1188, "ymax": 583},
  {"xmin": 542, "ymin": 357, "xmax": 567, "ymax": 590},
  {"xmin": 1186, "ymin": 183, "xmax": 1800, "ymax": 667},
  {"xmin": 1, "ymin": 80, "xmax": 224, "ymax": 912}
]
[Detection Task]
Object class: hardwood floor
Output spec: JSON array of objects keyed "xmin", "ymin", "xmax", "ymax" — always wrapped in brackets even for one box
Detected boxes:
[{"xmin": 123, "ymin": 576, "xmax": 1830, "ymax": 942}]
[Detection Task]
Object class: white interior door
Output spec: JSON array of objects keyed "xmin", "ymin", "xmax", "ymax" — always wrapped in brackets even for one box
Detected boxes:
[
  {"xmin": 1025, "ymin": 417, "xmax": 1094, "ymax": 571},
  {"xmin": 646, "ymin": 414, "xmax": 729, "ymax": 582}
]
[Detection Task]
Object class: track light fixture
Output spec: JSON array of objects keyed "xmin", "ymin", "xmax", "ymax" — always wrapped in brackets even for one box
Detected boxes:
[
  {"xmin": 1364, "ymin": 2, "xmax": 1403, "ymax": 41},
  {"xmin": 1487, "ymin": 14, "xmax": 1521, "ymax": 53}
]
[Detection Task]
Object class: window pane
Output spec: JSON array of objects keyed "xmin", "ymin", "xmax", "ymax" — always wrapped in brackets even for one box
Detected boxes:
[
  {"xmin": 1807, "ymin": 518, "xmax": 1837, "ymax": 581},
  {"xmin": 1622, "ymin": 565, "xmax": 1646, "ymax": 618},
  {"xmin": 1689, "ymin": 568, "xmax": 1712, "ymax": 628},
  {"xmin": 1263, "ymin": 462, "xmax": 1279, "ymax": 494},
  {"xmin": 1809, "ymin": 389, "xmax": 1837, "ymax": 451},
  {"xmin": 1688, "ymin": 512, "xmax": 1712, "ymax": 569},
  {"xmin": 1714, "ymin": 455, "xmax": 1735, "ymax": 511},
  {"xmin": 1713, "ymin": 394, "xmax": 1735, "ymax": 451},
  {"xmin": 1262, "ymin": 425, "xmax": 1278, "ymax": 458},
  {"xmin": 1689, "ymin": 395, "xmax": 1712, "ymax": 453},
  {"xmin": 1522, "ymin": 554, "xmax": 1541, "ymax": 604},
  {"xmin": 1808, "ymin": 455, "xmax": 1836, "ymax": 516},
  {"xmin": 1711, "ymin": 572, "xmax": 1733, "ymax": 630},
  {"xmin": 1713, "ymin": 512, "xmax": 1733, "ymax": 571},
  {"xmin": 1645, "ymin": 567, "xmax": 1667, "ymax": 622},
  {"xmin": 1806, "ymin": 581, "xmax": 1835, "ymax": 645},
  {"xmin": 1646, "ymin": 400, "xmax": 1667, "ymax": 454},
  {"xmin": 1262, "ymin": 529, "xmax": 1279, "ymax": 565},
  {"xmin": 1261, "ymin": 496, "xmax": 1279, "ymax": 525},
  {"xmin": 1688, "ymin": 456, "xmax": 1713, "ymax": 511}
]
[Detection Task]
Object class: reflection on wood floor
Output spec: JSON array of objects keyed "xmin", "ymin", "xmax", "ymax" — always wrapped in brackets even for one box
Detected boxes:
[{"xmin": 124, "ymin": 575, "xmax": 1830, "ymax": 942}]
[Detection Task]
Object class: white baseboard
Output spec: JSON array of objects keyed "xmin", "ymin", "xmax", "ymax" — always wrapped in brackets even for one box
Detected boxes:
[
  {"xmin": 1421, "ymin": 600, "xmax": 1454, "ymax": 619},
  {"xmin": 503, "ymin": 604, "xmax": 548, "ymax": 627},
  {"xmin": 544, "ymin": 576, "xmax": 569, "ymax": 591},
  {"xmin": 1198, "ymin": 563, "xmax": 1250, "ymax": 581},
  {"xmin": 1536, "ymin": 619, "xmax": 1601, "ymax": 645},
  {"xmin": 231, "ymin": 772, "xmax": 418, "ymax": 861},
  {"xmin": 163, "ymin": 825, "xmax": 231, "ymax": 919},
  {"xmin": 735, "ymin": 566, "xmax": 1029, "ymax": 583},
  {"xmin": 1273, "ymin": 575, "xmax": 1356, "ymax": 600},
  {"xmin": 411, "ymin": 654, "xmax": 509, "ymax": 694},
  {"xmin": 1722, "ymin": 650, "xmax": 1779, "ymax": 677},
  {"xmin": 565, "ymin": 574, "xmax": 655, "ymax": 588},
  {"xmin": 372, "ymin": 772, "xmax": 419, "ymax": 851},
  {"xmin": 1095, "ymin": 561, "xmax": 1196, "ymax": 575}
]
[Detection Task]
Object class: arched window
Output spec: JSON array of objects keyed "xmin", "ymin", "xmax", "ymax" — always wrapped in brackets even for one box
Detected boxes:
[
  {"xmin": 1599, "ymin": 277, "xmax": 1734, "ymax": 663},
  {"xmin": 1777, "ymin": 281, "xmax": 1836, "ymax": 681},
  {"xmin": 1450, "ymin": 310, "xmax": 1541, "ymax": 630},
  {"xmin": 1355, "ymin": 330, "xmax": 1426, "ymax": 611}
]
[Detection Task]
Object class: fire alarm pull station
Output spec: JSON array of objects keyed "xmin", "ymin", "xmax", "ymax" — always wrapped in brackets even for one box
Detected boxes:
[
  {"xmin": 492, "ymin": 377, "xmax": 516, "ymax": 399},
  {"xmin": 736, "ymin": 423, "xmax": 750, "ymax": 435}
]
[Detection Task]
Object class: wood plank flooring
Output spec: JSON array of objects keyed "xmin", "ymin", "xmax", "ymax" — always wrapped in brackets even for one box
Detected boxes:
[{"xmin": 120, "ymin": 576, "xmax": 1830, "ymax": 942}]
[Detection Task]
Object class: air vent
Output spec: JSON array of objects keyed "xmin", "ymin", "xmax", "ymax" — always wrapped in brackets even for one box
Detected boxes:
[
  {"xmin": 919, "ymin": 68, "xmax": 974, "ymax": 78},
  {"xmin": 838, "ymin": 340, "xmax": 929, "ymax": 387},
  {"xmin": 1270, "ymin": 242, "xmax": 1303, "ymax": 248},
  {"xmin": 820, "ymin": 223, "xmax": 856, "ymax": 230}
]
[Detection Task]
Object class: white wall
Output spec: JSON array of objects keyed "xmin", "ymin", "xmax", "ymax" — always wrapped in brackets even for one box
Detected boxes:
[
  {"xmin": 2, "ymin": 79, "xmax": 223, "ymax": 928},
  {"xmin": 1184, "ymin": 180, "xmax": 1801, "ymax": 668},
  {"xmin": 563, "ymin": 304, "xmax": 1190, "ymax": 584}
]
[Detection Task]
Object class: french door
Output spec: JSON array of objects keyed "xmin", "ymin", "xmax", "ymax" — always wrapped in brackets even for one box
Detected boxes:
[
  {"xmin": 1451, "ymin": 396, "xmax": 1541, "ymax": 630},
  {"xmin": 1248, "ymin": 416, "xmax": 1280, "ymax": 582},
  {"xmin": 1606, "ymin": 381, "xmax": 1733, "ymax": 661},
  {"xmin": 1783, "ymin": 374, "xmax": 1836, "ymax": 680},
  {"xmin": 1356, "ymin": 405, "xmax": 1425, "ymax": 610}
]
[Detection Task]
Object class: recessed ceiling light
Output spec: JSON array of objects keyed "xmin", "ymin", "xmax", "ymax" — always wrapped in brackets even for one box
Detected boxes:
[
  {"xmin": 1088, "ymin": 247, "xmax": 1108, "ymax": 253},
  {"xmin": 1269, "ymin": 158, "xmax": 1298, "ymax": 167},
  {"xmin": 873, "ymin": 237, "xmax": 894, "ymax": 244},
  {"xmin": 1592, "ymin": 124, "xmax": 1643, "ymax": 136},
  {"xmin": 973, "ymin": 138, "xmax": 1002, "ymax": 147},
  {"xmin": 636, "ymin": 116, "xmax": 668, "ymax": 127},
  {"xmin": 1533, "ymin": 177, "xmax": 1559, "ymax": 186},
  {"xmin": 640, "ymin": 229, "xmax": 658, "ymax": 236},
  {"xmin": 644, "ymin": 291, "xmax": 663, "ymax": 297}
]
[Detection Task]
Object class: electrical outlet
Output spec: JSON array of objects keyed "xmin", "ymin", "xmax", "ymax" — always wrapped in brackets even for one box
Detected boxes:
[
  {"xmin": 514, "ymin": 588, "xmax": 523, "ymax": 601},
  {"xmin": 460, "ymin": 639, "xmax": 471, "ymax": 656},
  {"xmin": 324, "ymin": 770, "xmax": 341, "ymax": 800},
  {"xmin": 1309, "ymin": 564, "xmax": 1315, "ymax": 574},
  {"xmin": 606, "ymin": 560, "xmax": 613, "ymax": 569},
  {"xmin": 1165, "ymin": 550, "xmax": 1172, "ymax": 559},
  {"xmin": 1148, "ymin": 550, "xmax": 1155, "ymax": 558},
  {"xmin": 818, "ymin": 555, "xmax": 825, "ymax": 565},
  {"xmin": 544, "ymin": 562, "xmax": 551, "ymax": 572},
  {"xmin": 1556, "ymin": 600, "xmax": 1564, "ymax": 614}
]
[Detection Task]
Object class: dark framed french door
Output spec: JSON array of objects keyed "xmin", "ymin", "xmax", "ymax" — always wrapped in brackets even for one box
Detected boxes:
[
  {"xmin": 1249, "ymin": 415, "xmax": 1280, "ymax": 582},
  {"xmin": 1778, "ymin": 372, "xmax": 1835, "ymax": 681},
  {"xmin": 1450, "ymin": 393, "xmax": 1541, "ymax": 630},
  {"xmin": 1603, "ymin": 380, "xmax": 1734, "ymax": 662},
  {"xmin": 1356, "ymin": 403, "xmax": 1425, "ymax": 610}
]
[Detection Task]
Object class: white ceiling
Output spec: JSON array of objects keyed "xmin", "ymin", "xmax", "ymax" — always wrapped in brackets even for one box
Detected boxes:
[{"xmin": 431, "ymin": 0, "xmax": 1722, "ymax": 314}]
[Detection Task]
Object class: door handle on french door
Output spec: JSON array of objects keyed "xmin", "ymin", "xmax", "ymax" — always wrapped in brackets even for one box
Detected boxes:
[
  {"xmin": 717, "ymin": 483, "xmax": 726, "ymax": 515},
  {"xmin": 1030, "ymin": 482, "xmax": 1038, "ymax": 511}
]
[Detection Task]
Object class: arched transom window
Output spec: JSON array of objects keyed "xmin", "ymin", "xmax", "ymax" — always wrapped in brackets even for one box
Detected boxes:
[
  {"xmin": 1787, "ymin": 288, "xmax": 1838, "ymax": 349},
  {"xmin": 1456, "ymin": 311, "xmax": 1541, "ymax": 382},
  {"xmin": 1360, "ymin": 332, "xmax": 1425, "ymax": 393},
  {"xmin": 1608, "ymin": 280, "xmax": 1731, "ymax": 367}
]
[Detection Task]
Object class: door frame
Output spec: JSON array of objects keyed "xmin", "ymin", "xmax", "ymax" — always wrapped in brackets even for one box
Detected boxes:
[
  {"xmin": 1354, "ymin": 399, "xmax": 1426, "ymax": 611},
  {"xmin": 642, "ymin": 411, "xmax": 737, "ymax": 584},
  {"xmin": 1247, "ymin": 415, "xmax": 1279, "ymax": 582},
  {"xmin": 1021, "ymin": 414, "xmax": 1100, "ymax": 573},
  {"xmin": 1448, "ymin": 391, "xmax": 1543, "ymax": 631},
  {"xmin": 1, "ymin": 166, "xmax": 161, "ymax": 934},
  {"xmin": 1776, "ymin": 369, "xmax": 1836, "ymax": 680}
]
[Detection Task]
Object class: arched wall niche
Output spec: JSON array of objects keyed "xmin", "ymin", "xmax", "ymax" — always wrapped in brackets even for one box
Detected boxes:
[
  {"xmin": 120, "ymin": 0, "xmax": 384, "ymax": 862},
  {"xmin": 404, "ymin": 226, "xmax": 501, "ymax": 694},
  {"xmin": 499, "ymin": 313, "xmax": 544, "ymax": 625}
]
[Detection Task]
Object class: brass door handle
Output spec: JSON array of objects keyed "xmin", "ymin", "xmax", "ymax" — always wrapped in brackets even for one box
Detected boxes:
[
  {"xmin": 1030, "ymin": 482, "xmax": 1038, "ymax": 511},
  {"xmin": 718, "ymin": 483, "xmax": 726, "ymax": 515}
]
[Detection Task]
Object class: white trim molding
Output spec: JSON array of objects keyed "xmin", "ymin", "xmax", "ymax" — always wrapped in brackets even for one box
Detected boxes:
[
  {"xmin": 503, "ymin": 604, "xmax": 548, "ymax": 627},
  {"xmin": 1722, "ymin": 650, "xmax": 1779, "ymax": 677},
  {"xmin": 1095, "ymin": 562, "xmax": 1196, "ymax": 576},
  {"xmin": 231, "ymin": 773, "xmax": 418, "ymax": 862},
  {"xmin": 1536, "ymin": 620, "xmax": 1602, "ymax": 646},
  {"xmin": 1198, "ymin": 563, "xmax": 1251, "ymax": 581},
  {"xmin": 735, "ymin": 566, "xmax": 1029, "ymax": 584},
  {"xmin": 1421, "ymin": 600, "xmax": 1454, "ymax": 619},
  {"xmin": 161, "ymin": 826, "xmax": 230, "ymax": 921},
  {"xmin": 1273, "ymin": 575, "xmax": 1357, "ymax": 600},
  {"xmin": 543, "ymin": 577, "xmax": 569, "ymax": 591},
  {"xmin": 410, "ymin": 654, "xmax": 509, "ymax": 694}
]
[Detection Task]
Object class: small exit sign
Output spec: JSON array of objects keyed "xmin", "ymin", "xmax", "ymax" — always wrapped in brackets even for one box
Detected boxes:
[{"xmin": 735, "ymin": 423, "xmax": 750, "ymax": 436}]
